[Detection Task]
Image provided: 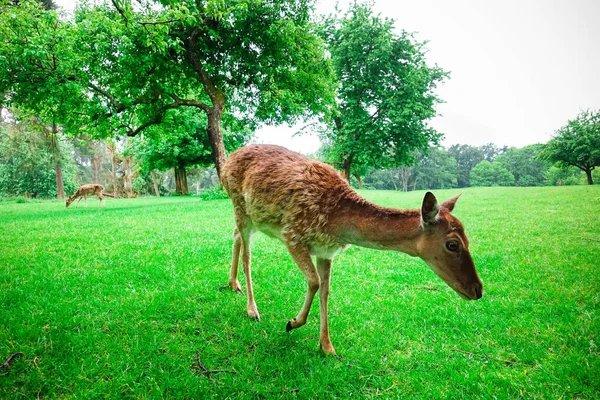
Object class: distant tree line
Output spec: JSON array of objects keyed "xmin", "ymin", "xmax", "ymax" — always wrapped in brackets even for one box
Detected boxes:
[
  {"xmin": 0, "ymin": 109, "xmax": 221, "ymax": 198},
  {"xmin": 357, "ymin": 142, "xmax": 599, "ymax": 191}
]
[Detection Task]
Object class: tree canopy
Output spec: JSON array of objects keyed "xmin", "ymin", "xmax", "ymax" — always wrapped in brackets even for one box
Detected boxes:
[
  {"xmin": 538, "ymin": 109, "xmax": 600, "ymax": 185},
  {"xmin": 1, "ymin": 0, "xmax": 336, "ymax": 181},
  {"xmin": 129, "ymin": 108, "xmax": 248, "ymax": 194},
  {"xmin": 470, "ymin": 160, "xmax": 514, "ymax": 187},
  {"xmin": 320, "ymin": 2, "xmax": 448, "ymax": 180}
]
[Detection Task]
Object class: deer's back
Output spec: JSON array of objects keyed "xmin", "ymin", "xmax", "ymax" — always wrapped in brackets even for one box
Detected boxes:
[{"xmin": 222, "ymin": 145, "xmax": 355, "ymax": 247}]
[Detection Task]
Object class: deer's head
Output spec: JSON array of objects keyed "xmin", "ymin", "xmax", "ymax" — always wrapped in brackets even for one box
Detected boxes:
[
  {"xmin": 418, "ymin": 192, "xmax": 483, "ymax": 300},
  {"xmin": 66, "ymin": 197, "xmax": 74, "ymax": 208}
]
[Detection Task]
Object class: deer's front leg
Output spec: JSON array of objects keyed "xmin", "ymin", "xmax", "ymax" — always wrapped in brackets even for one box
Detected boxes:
[
  {"xmin": 285, "ymin": 242, "xmax": 319, "ymax": 332},
  {"xmin": 317, "ymin": 258, "xmax": 335, "ymax": 355}
]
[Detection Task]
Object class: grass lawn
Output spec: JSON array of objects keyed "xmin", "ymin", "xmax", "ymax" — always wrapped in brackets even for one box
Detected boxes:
[{"xmin": 1, "ymin": 186, "xmax": 599, "ymax": 398}]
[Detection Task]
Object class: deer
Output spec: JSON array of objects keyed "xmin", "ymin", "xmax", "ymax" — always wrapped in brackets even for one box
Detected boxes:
[
  {"xmin": 221, "ymin": 144, "xmax": 483, "ymax": 355},
  {"xmin": 66, "ymin": 184, "xmax": 106, "ymax": 208}
]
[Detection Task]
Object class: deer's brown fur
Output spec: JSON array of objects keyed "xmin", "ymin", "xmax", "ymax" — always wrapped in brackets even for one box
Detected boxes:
[
  {"xmin": 66, "ymin": 184, "xmax": 105, "ymax": 208},
  {"xmin": 221, "ymin": 144, "xmax": 483, "ymax": 355}
]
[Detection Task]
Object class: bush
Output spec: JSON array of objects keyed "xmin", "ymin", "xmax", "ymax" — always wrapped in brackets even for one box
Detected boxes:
[
  {"xmin": 470, "ymin": 161, "xmax": 514, "ymax": 187},
  {"xmin": 198, "ymin": 187, "xmax": 229, "ymax": 201}
]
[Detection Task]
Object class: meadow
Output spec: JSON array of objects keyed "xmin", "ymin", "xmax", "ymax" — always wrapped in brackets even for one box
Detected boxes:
[{"xmin": 0, "ymin": 186, "xmax": 599, "ymax": 399}]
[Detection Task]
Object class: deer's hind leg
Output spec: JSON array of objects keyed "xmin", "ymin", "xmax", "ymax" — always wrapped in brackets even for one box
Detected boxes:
[
  {"xmin": 316, "ymin": 258, "xmax": 335, "ymax": 355},
  {"xmin": 228, "ymin": 227, "xmax": 243, "ymax": 293},
  {"xmin": 97, "ymin": 192, "xmax": 105, "ymax": 207},
  {"xmin": 234, "ymin": 215, "xmax": 260, "ymax": 320}
]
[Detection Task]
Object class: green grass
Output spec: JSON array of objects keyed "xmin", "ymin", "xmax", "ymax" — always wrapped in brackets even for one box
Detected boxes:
[{"xmin": 1, "ymin": 187, "xmax": 599, "ymax": 399}]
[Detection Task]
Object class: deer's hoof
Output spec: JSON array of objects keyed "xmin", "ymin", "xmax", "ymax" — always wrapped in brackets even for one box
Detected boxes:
[{"xmin": 320, "ymin": 343, "xmax": 336, "ymax": 356}]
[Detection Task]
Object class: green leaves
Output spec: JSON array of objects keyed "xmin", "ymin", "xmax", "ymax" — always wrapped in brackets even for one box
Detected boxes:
[
  {"xmin": 0, "ymin": 0, "xmax": 83, "ymax": 123},
  {"xmin": 321, "ymin": 2, "xmax": 448, "ymax": 179},
  {"xmin": 539, "ymin": 109, "xmax": 600, "ymax": 184}
]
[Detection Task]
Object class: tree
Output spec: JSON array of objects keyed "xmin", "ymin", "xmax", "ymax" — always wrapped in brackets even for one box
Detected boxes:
[
  {"xmin": 412, "ymin": 147, "xmax": 458, "ymax": 190},
  {"xmin": 470, "ymin": 160, "xmax": 514, "ymax": 187},
  {"xmin": 0, "ymin": 0, "xmax": 85, "ymax": 198},
  {"xmin": 129, "ymin": 108, "xmax": 248, "ymax": 195},
  {"xmin": 447, "ymin": 144, "xmax": 484, "ymax": 187},
  {"xmin": 496, "ymin": 144, "xmax": 550, "ymax": 186},
  {"xmin": 0, "ymin": 113, "xmax": 78, "ymax": 198},
  {"xmin": 321, "ymin": 2, "xmax": 448, "ymax": 181},
  {"xmin": 2, "ymin": 0, "xmax": 336, "ymax": 180},
  {"xmin": 538, "ymin": 109, "xmax": 600, "ymax": 184},
  {"xmin": 69, "ymin": 0, "xmax": 335, "ymax": 178},
  {"xmin": 481, "ymin": 142, "xmax": 507, "ymax": 162},
  {"xmin": 544, "ymin": 165, "xmax": 584, "ymax": 186}
]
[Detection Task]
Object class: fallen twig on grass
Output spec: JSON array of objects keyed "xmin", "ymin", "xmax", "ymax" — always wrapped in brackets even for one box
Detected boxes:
[
  {"xmin": 0, "ymin": 352, "xmax": 24, "ymax": 375},
  {"xmin": 452, "ymin": 349, "xmax": 523, "ymax": 367},
  {"xmin": 193, "ymin": 354, "xmax": 236, "ymax": 379},
  {"xmin": 418, "ymin": 286, "xmax": 442, "ymax": 292}
]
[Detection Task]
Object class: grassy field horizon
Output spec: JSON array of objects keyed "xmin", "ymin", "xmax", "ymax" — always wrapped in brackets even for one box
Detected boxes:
[{"xmin": 1, "ymin": 186, "xmax": 599, "ymax": 398}]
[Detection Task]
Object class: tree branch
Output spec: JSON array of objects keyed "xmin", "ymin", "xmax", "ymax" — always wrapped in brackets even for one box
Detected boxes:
[
  {"xmin": 192, "ymin": 354, "xmax": 236, "ymax": 379},
  {"xmin": 111, "ymin": 0, "xmax": 130, "ymax": 27},
  {"xmin": 452, "ymin": 349, "xmax": 526, "ymax": 367},
  {"xmin": 0, "ymin": 352, "xmax": 24, "ymax": 375},
  {"xmin": 125, "ymin": 95, "xmax": 209, "ymax": 136},
  {"xmin": 188, "ymin": 28, "xmax": 225, "ymax": 106}
]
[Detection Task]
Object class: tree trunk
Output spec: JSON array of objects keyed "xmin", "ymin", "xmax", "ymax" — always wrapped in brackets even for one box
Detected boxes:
[
  {"xmin": 151, "ymin": 170, "xmax": 160, "ymax": 196},
  {"xmin": 389, "ymin": 170, "xmax": 398, "ymax": 191},
  {"xmin": 174, "ymin": 167, "xmax": 189, "ymax": 195},
  {"xmin": 207, "ymin": 106, "xmax": 227, "ymax": 181},
  {"xmin": 353, "ymin": 172, "xmax": 363, "ymax": 189},
  {"xmin": 188, "ymin": 31, "xmax": 227, "ymax": 181},
  {"xmin": 123, "ymin": 156, "xmax": 133, "ymax": 197},
  {"xmin": 92, "ymin": 154, "xmax": 99, "ymax": 184},
  {"xmin": 51, "ymin": 122, "xmax": 65, "ymax": 199},
  {"xmin": 111, "ymin": 149, "xmax": 118, "ymax": 198},
  {"xmin": 585, "ymin": 168, "xmax": 594, "ymax": 185},
  {"xmin": 343, "ymin": 155, "xmax": 353, "ymax": 184},
  {"xmin": 399, "ymin": 167, "xmax": 412, "ymax": 192},
  {"xmin": 55, "ymin": 161, "xmax": 65, "ymax": 200}
]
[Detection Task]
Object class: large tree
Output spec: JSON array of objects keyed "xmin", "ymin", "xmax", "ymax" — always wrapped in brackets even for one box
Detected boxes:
[
  {"xmin": 2, "ymin": 0, "xmax": 336, "ymax": 181},
  {"xmin": 0, "ymin": 0, "xmax": 85, "ymax": 198},
  {"xmin": 539, "ymin": 109, "xmax": 600, "ymax": 185},
  {"xmin": 70, "ymin": 0, "xmax": 335, "ymax": 178},
  {"xmin": 321, "ymin": 2, "xmax": 448, "ymax": 181}
]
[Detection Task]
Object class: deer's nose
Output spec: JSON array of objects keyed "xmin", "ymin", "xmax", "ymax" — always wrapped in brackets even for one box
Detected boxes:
[{"xmin": 473, "ymin": 285, "xmax": 483, "ymax": 300}]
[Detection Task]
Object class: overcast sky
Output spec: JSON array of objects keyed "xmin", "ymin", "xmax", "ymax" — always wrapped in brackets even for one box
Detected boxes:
[{"xmin": 55, "ymin": 0, "xmax": 600, "ymax": 154}]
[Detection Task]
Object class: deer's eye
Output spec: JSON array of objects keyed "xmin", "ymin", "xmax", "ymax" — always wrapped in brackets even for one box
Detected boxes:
[{"xmin": 446, "ymin": 241, "xmax": 459, "ymax": 252}]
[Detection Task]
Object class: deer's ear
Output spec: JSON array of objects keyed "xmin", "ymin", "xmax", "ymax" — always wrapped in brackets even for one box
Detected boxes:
[
  {"xmin": 421, "ymin": 192, "xmax": 440, "ymax": 226},
  {"xmin": 441, "ymin": 193, "xmax": 462, "ymax": 212}
]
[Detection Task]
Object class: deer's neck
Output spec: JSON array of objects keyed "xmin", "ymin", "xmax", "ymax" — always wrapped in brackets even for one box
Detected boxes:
[{"xmin": 331, "ymin": 194, "xmax": 423, "ymax": 256}]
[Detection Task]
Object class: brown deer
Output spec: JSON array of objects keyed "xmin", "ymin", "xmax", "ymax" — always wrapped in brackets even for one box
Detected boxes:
[
  {"xmin": 221, "ymin": 144, "xmax": 483, "ymax": 355},
  {"xmin": 66, "ymin": 184, "xmax": 106, "ymax": 208}
]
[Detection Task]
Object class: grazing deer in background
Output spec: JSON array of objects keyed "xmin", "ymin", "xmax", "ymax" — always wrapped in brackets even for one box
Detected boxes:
[
  {"xmin": 66, "ymin": 184, "xmax": 106, "ymax": 208},
  {"xmin": 221, "ymin": 144, "xmax": 483, "ymax": 355}
]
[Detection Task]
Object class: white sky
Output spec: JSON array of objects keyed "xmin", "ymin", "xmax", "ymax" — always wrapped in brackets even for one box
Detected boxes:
[{"xmin": 55, "ymin": 0, "xmax": 600, "ymax": 154}]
